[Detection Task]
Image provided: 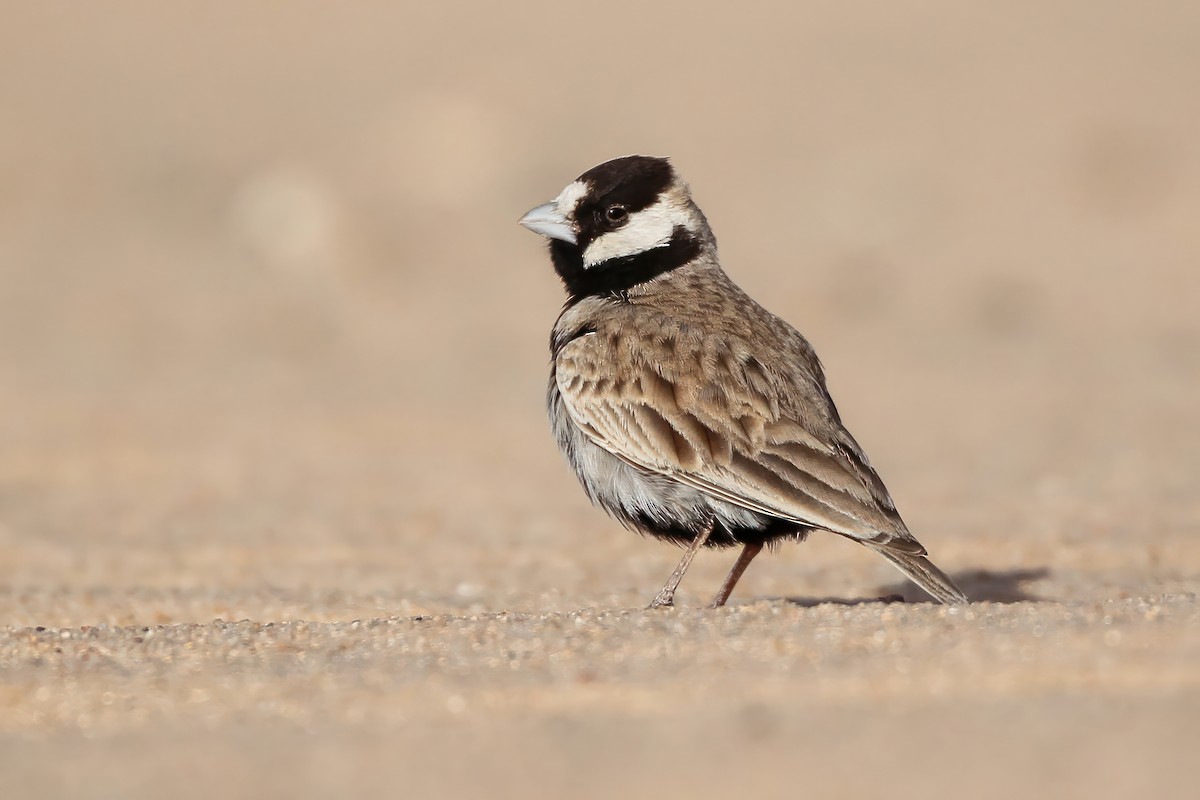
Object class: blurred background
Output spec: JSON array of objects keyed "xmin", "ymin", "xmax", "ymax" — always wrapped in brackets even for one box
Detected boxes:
[
  {"xmin": 3, "ymin": 3, "xmax": 1199, "ymax": 798},
  {"xmin": 1, "ymin": 1, "xmax": 1198, "ymax": 620}
]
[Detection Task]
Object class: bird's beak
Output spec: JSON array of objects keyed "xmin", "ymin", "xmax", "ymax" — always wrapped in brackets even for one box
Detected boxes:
[{"xmin": 519, "ymin": 202, "xmax": 577, "ymax": 245}]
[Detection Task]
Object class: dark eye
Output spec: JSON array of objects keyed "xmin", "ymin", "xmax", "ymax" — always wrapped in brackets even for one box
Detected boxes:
[{"xmin": 604, "ymin": 204, "xmax": 628, "ymax": 223}]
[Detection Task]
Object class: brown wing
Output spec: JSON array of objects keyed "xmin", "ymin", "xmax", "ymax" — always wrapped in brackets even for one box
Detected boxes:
[{"xmin": 554, "ymin": 325, "xmax": 925, "ymax": 553}]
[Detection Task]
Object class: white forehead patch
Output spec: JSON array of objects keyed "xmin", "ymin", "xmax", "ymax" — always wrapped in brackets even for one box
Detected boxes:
[
  {"xmin": 554, "ymin": 180, "xmax": 590, "ymax": 219},
  {"xmin": 582, "ymin": 195, "xmax": 694, "ymax": 268}
]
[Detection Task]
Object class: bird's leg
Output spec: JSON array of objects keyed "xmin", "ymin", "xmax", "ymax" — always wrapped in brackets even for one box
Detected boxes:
[
  {"xmin": 709, "ymin": 542, "xmax": 764, "ymax": 608},
  {"xmin": 648, "ymin": 518, "xmax": 715, "ymax": 609}
]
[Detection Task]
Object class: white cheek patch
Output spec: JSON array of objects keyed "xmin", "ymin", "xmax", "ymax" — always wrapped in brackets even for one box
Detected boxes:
[{"xmin": 583, "ymin": 202, "xmax": 677, "ymax": 267}]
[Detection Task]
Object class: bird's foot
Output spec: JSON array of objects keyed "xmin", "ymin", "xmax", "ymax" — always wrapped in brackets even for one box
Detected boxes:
[{"xmin": 647, "ymin": 592, "xmax": 676, "ymax": 609}]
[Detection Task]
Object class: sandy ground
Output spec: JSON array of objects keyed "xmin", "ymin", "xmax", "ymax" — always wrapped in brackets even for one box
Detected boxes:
[{"xmin": 2, "ymin": 3, "xmax": 1199, "ymax": 798}]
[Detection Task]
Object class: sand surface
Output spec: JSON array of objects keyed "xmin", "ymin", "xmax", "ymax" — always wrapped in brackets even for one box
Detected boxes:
[{"xmin": 2, "ymin": 3, "xmax": 1199, "ymax": 798}]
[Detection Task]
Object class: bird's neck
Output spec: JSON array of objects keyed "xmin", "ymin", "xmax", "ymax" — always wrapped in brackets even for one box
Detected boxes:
[{"xmin": 552, "ymin": 228, "xmax": 705, "ymax": 305}]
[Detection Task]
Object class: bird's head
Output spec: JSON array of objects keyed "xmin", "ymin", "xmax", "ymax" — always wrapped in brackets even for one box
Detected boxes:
[{"xmin": 520, "ymin": 156, "xmax": 712, "ymax": 300}]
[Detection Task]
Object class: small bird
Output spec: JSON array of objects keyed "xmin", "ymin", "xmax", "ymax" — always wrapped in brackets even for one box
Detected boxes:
[{"xmin": 519, "ymin": 155, "xmax": 966, "ymax": 608}]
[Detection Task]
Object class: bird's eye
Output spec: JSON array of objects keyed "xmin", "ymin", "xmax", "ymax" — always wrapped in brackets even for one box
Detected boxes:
[{"xmin": 604, "ymin": 204, "xmax": 628, "ymax": 223}]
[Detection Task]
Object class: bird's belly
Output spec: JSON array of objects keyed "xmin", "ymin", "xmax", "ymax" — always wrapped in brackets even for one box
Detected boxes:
[{"xmin": 548, "ymin": 380, "xmax": 787, "ymax": 547}]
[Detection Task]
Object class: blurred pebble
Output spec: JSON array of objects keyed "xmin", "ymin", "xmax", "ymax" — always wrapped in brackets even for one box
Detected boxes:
[{"xmin": 227, "ymin": 166, "xmax": 340, "ymax": 273}]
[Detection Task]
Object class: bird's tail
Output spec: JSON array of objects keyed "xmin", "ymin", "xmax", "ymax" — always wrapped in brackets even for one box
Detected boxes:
[{"xmin": 870, "ymin": 547, "xmax": 968, "ymax": 605}]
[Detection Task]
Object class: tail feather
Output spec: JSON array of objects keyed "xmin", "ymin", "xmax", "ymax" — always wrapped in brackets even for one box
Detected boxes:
[{"xmin": 870, "ymin": 547, "xmax": 968, "ymax": 605}]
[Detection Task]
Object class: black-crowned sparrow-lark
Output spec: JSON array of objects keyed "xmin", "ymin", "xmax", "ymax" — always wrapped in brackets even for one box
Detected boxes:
[{"xmin": 519, "ymin": 155, "xmax": 967, "ymax": 608}]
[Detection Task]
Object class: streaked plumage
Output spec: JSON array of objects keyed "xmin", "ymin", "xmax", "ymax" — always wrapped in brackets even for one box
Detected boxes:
[{"xmin": 520, "ymin": 155, "xmax": 966, "ymax": 607}]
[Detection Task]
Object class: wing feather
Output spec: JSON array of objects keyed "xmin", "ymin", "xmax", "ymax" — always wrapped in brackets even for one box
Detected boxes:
[{"xmin": 555, "ymin": 322, "xmax": 921, "ymax": 550}]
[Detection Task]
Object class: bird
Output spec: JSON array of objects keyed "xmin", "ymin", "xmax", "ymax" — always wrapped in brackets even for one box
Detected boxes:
[{"xmin": 518, "ymin": 155, "xmax": 966, "ymax": 609}]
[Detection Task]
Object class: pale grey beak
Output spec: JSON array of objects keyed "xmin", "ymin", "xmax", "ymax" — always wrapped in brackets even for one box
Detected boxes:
[{"xmin": 519, "ymin": 202, "xmax": 577, "ymax": 245}]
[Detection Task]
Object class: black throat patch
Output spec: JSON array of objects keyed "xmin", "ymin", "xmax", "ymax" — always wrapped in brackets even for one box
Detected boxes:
[{"xmin": 551, "ymin": 227, "xmax": 702, "ymax": 303}]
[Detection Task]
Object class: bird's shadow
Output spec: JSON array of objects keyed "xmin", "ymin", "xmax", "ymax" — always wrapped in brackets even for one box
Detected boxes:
[{"xmin": 769, "ymin": 567, "xmax": 1051, "ymax": 608}]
